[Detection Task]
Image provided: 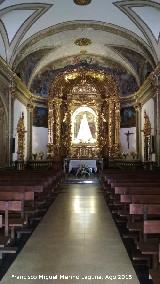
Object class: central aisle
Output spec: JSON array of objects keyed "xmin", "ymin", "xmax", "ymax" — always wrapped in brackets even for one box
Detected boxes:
[{"xmin": 1, "ymin": 184, "xmax": 140, "ymax": 284}]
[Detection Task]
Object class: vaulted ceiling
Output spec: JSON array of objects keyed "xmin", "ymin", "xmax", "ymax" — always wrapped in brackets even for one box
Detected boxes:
[{"xmin": 0, "ymin": 0, "xmax": 160, "ymax": 96}]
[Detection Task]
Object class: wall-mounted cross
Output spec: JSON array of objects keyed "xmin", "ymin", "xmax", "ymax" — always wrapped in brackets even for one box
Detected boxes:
[{"xmin": 124, "ymin": 130, "xmax": 134, "ymax": 149}]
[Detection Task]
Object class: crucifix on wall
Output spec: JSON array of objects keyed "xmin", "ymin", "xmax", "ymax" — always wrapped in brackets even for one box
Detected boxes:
[{"xmin": 124, "ymin": 130, "xmax": 134, "ymax": 149}]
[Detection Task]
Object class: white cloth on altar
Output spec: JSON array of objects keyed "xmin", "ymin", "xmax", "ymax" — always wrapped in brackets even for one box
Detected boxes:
[{"xmin": 69, "ymin": 160, "xmax": 97, "ymax": 172}]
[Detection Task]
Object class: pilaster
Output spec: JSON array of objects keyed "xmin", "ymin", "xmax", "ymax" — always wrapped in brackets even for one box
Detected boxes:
[
  {"xmin": 9, "ymin": 74, "xmax": 16, "ymax": 165},
  {"xmin": 135, "ymin": 103, "xmax": 142, "ymax": 160},
  {"xmin": 151, "ymin": 72, "xmax": 160, "ymax": 165},
  {"xmin": 27, "ymin": 97, "xmax": 34, "ymax": 160}
]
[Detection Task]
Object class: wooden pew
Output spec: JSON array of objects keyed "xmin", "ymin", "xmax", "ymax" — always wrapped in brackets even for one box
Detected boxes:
[
  {"xmin": 0, "ymin": 214, "xmax": 17, "ymax": 259},
  {"xmin": 130, "ymin": 204, "xmax": 160, "ymax": 259},
  {"xmin": 104, "ymin": 173, "xmax": 160, "ymax": 186},
  {"xmin": 119, "ymin": 195, "xmax": 160, "ymax": 229},
  {"xmin": 112, "ymin": 188, "xmax": 160, "ymax": 211},
  {"xmin": 143, "ymin": 221, "xmax": 160, "ymax": 277},
  {"xmin": 0, "ymin": 174, "xmax": 57, "ymax": 216},
  {"xmin": 130, "ymin": 204, "xmax": 160, "ymax": 216},
  {"xmin": 106, "ymin": 186, "xmax": 160, "ymax": 216},
  {"xmin": 0, "ymin": 168, "xmax": 62, "ymax": 265},
  {"xmin": 0, "ymin": 185, "xmax": 43, "ymax": 193},
  {"xmin": 149, "ymin": 269, "xmax": 160, "ymax": 284},
  {"xmin": 113, "ymin": 192, "xmax": 160, "ymax": 268},
  {"xmin": 0, "ymin": 177, "xmax": 55, "ymax": 200},
  {"xmin": 0, "ymin": 185, "xmax": 53, "ymax": 229},
  {"xmin": 0, "ymin": 201, "xmax": 24, "ymax": 238},
  {"xmin": 115, "ymin": 187, "xmax": 160, "ymax": 194},
  {"xmin": 0, "ymin": 214, "xmax": 5, "ymax": 247},
  {"xmin": 0, "ymin": 191, "xmax": 35, "ymax": 223},
  {"xmin": 102, "ymin": 170, "xmax": 160, "ymax": 280},
  {"xmin": 121, "ymin": 195, "xmax": 160, "ymax": 205}
]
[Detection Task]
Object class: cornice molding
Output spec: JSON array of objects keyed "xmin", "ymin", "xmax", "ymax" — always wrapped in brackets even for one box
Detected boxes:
[
  {"xmin": 134, "ymin": 64, "xmax": 160, "ymax": 106},
  {"xmin": 1, "ymin": 56, "xmax": 160, "ymax": 109},
  {"xmin": 0, "ymin": 57, "xmax": 33, "ymax": 106},
  {"xmin": 120, "ymin": 93, "xmax": 136, "ymax": 106},
  {"xmin": 120, "ymin": 64, "xmax": 160, "ymax": 107},
  {"xmin": 32, "ymin": 95, "xmax": 47, "ymax": 107},
  {"xmin": 15, "ymin": 75, "xmax": 32, "ymax": 106}
]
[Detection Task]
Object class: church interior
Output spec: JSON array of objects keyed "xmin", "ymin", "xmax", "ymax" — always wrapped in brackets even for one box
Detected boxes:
[{"xmin": 0, "ymin": 0, "xmax": 160, "ymax": 283}]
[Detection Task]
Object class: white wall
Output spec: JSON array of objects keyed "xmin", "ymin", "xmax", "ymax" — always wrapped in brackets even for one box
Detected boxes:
[
  {"xmin": 13, "ymin": 102, "xmax": 48, "ymax": 160},
  {"xmin": 120, "ymin": 127, "xmax": 136, "ymax": 157},
  {"xmin": 13, "ymin": 99, "xmax": 27, "ymax": 161},
  {"xmin": 32, "ymin": 127, "xmax": 48, "ymax": 158},
  {"xmin": 141, "ymin": 98, "xmax": 155, "ymax": 160}
]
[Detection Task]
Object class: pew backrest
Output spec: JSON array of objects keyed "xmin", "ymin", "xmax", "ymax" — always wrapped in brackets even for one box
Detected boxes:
[
  {"xmin": 121, "ymin": 194, "xmax": 160, "ymax": 204},
  {"xmin": 0, "ymin": 214, "xmax": 2, "ymax": 228},
  {"xmin": 144, "ymin": 221, "xmax": 160, "ymax": 234},
  {"xmin": 0, "ymin": 201, "xmax": 22, "ymax": 236},
  {"xmin": 130, "ymin": 204, "xmax": 160, "ymax": 215},
  {"xmin": 0, "ymin": 191, "xmax": 34, "ymax": 201}
]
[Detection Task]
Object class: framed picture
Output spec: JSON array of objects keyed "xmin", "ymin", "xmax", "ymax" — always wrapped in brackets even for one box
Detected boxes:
[
  {"xmin": 33, "ymin": 107, "xmax": 48, "ymax": 128},
  {"xmin": 120, "ymin": 106, "xmax": 136, "ymax": 128}
]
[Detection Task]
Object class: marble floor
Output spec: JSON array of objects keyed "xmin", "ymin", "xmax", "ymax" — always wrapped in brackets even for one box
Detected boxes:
[{"xmin": 1, "ymin": 184, "xmax": 140, "ymax": 284}]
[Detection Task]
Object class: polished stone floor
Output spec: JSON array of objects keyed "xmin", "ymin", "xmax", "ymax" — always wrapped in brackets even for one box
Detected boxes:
[{"xmin": 1, "ymin": 184, "xmax": 140, "ymax": 284}]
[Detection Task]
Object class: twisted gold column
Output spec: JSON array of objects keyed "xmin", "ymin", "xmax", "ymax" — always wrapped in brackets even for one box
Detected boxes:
[
  {"xmin": 17, "ymin": 113, "xmax": 26, "ymax": 161},
  {"xmin": 114, "ymin": 99, "xmax": 120, "ymax": 157},
  {"xmin": 47, "ymin": 100, "xmax": 54, "ymax": 156},
  {"xmin": 97, "ymin": 102, "xmax": 103, "ymax": 155},
  {"xmin": 66, "ymin": 101, "xmax": 72, "ymax": 157},
  {"xmin": 53, "ymin": 98, "xmax": 62, "ymax": 159},
  {"xmin": 108, "ymin": 99, "xmax": 115, "ymax": 157}
]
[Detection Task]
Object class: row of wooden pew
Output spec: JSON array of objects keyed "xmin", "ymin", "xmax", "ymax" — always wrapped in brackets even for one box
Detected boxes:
[
  {"xmin": 102, "ymin": 169, "xmax": 160, "ymax": 284},
  {"xmin": 0, "ymin": 166, "xmax": 63, "ymax": 269}
]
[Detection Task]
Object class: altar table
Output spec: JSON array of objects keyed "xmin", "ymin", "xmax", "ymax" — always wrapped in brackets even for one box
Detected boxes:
[{"xmin": 69, "ymin": 159, "xmax": 97, "ymax": 173}]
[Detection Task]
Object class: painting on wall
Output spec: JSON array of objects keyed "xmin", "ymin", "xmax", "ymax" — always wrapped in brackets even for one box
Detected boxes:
[
  {"xmin": 120, "ymin": 106, "xmax": 136, "ymax": 128},
  {"xmin": 112, "ymin": 47, "xmax": 153, "ymax": 84},
  {"xmin": 26, "ymin": 57, "xmax": 140, "ymax": 97},
  {"xmin": 33, "ymin": 107, "xmax": 48, "ymax": 128},
  {"xmin": 30, "ymin": 69, "xmax": 55, "ymax": 97},
  {"xmin": 117, "ymin": 73, "xmax": 138, "ymax": 96},
  {"xmin": 16, "ymin": 50, "xmax": 48, "ymax": 85}
]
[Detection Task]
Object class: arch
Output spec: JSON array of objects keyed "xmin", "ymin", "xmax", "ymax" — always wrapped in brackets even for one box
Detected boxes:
[{"xmin": 72, "ymin": 106, "xmax": 97, "ymax": 120}]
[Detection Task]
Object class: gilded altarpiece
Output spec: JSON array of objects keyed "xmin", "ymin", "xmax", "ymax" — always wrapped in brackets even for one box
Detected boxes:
[{"xmin": 48, "ymin": 69, "xmax": 120, "ymax": 160}]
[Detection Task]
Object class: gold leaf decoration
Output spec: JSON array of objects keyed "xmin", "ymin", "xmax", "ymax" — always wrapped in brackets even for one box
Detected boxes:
[
  {"xmin": 73, "ymin": 0, "xmax": 92, "ymax": 5},
  {"xmin": 74, "ymin": 38, "xmax": 92, "ymax": 46}
]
